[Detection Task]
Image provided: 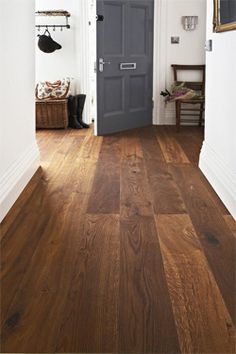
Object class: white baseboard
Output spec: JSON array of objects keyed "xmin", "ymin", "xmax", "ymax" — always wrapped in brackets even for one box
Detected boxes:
[
  {"xmin": 199, "ymin": 142, "xmax": 236, "ymax": 220},
  {"xmin": 0, "ymin": 143, "xmax": 40, "ymax": 222}
]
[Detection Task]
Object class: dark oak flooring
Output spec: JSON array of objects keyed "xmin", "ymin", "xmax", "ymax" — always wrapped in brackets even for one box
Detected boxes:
[{"xmin": 0, "ymin": 125, "xmax": 235, "ymax": 353}]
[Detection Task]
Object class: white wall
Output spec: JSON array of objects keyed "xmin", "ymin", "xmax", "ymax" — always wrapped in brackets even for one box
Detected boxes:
[
  {"xmin": 153, "ymin": 0, "xmax": 206, "ymax": 124},
  {"xmin": 0, "ymin": 0, "xmax": 39, "ymax": 222},
  {"xmin": 199, "ymin": 0, "xmax": 236, "ymax": 219},
  {"xmin": 35, "ymin": 0, "xmax": 77, "ymax": 90},
  {"xmin": 35, "ymin": 0, "xmax": 93, "ymax": 123}
]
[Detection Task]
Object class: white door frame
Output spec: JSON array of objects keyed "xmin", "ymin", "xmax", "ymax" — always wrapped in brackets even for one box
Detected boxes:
[
  {"xmin": 153, "ymin": 0, "xmax": 168, "ymax": 125},
  {"xmin": 79, "ymin": 0, "xmax": 167, "ymax": 134},
  {"xmin": 76, "ymin": 0, "xmax": 91, "ymax": 126}
]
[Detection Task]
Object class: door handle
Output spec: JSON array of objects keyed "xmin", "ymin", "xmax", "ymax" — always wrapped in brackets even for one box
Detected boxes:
[{"xmin": 99, "ymin": 58, "xmax": 111, "ymax": 72}]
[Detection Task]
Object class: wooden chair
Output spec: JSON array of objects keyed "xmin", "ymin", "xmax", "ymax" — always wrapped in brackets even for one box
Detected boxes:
[{"xmin": 171, "ymin": 64, "xmax": 205, "ymax": 131}]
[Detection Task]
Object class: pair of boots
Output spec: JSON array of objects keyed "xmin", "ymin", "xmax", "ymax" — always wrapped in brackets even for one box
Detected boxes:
[{"xmin": 68, "ymin": 94, "xmax": 90, "ymax": 129}]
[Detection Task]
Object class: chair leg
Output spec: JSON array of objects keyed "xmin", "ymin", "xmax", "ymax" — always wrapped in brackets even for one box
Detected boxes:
[
  {"xmin": 176, "ymin": 101, "xmax": 181, "ymax": 132},
  {"xmin": 199, "ymin": 103, "xmax": 204, "ymax": 127}
]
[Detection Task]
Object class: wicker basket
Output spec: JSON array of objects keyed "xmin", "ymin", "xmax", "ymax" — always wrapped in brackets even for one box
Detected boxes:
[{"xmin": 36, "ymin": 99, "xmax": 68, "ymax": 129}]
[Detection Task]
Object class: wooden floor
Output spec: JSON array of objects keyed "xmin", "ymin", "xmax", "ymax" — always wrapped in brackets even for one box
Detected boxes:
[{"xmin": 1, "ymin": 125, "xmax": 235, "ymax": 353}]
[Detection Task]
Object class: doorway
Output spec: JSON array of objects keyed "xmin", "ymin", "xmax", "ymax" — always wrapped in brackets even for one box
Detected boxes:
[{"xmin": 96, "ymin": 0, "xmax": 154, "ymax": 135}]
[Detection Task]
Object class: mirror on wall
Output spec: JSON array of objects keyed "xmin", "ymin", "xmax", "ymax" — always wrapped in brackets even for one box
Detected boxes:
[{"xmin": 214, "ymin": 0, "xmax": 236, "ymax": 32}]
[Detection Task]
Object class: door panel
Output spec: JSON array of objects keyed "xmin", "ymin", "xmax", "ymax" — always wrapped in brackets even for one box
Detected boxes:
[
  {"xmin": 97, "ymin": 0, "xmax": 154, "ymax": 135},
  {"xmin": 104, "ymin": 2, "xmax": 125, "ymax": 56},
  {"xmin": 130, "ymin": 74, "xmax": 147, "ymax": 111},
  {"xmin": 104, "ymin": 76, "xmax": 125, "ymax": 116},
  {"xmin": 129, "ymin": 5, "xmax": 148, "ymax": 56}
]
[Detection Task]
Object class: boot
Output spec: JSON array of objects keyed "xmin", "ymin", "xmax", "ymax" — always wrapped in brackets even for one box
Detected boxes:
[
  {"xmin": 76, "ymin": 94, "xmax": 90, "ymax": 129},
  {"xmin": 67, "ymin": 95, "xmax": 83, "ymax": 129}
]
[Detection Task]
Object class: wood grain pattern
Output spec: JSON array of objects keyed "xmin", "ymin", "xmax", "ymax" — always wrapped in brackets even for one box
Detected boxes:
[
  {"xmin": 159, "ymin": 127, "xmax": 227, "ymax": 214},
  {"xmin": 170, "ymin": 164, "xmax": 236, "ymax": 324},
  {"xmin": 138, "ymin": 126, "xmax": 165, "ymax": 163},
  {"xmin": 1, "ymin": 125, "xmax": 235, "ymax": 353},
  {"xmin": 144, "ymin": 160, "xmax": 186, "ymax": 214},
  {"xmin": 156, "ymin": 126, "xmax": 190, "ymax": 164},
  {"xmin": 0, "ymin": 167, "xmax": 43, "ymax": 239},
  {"xmin": 119, "ymin": 216, "xmax": 180, "ymax": 353},
  {"xmin": 1, "ymin": 134, "xmax": 102, "ymax": 352},
  {"xmin": 55, "ymin": 214, "xmax": 120, "ymax": 353},
  {"xmin": 78, "ymin": 134, "xmax": 103, "ymax": 161},
  {"xmin": 156, "ymin": 214, "xmax": 235, "ymax": 354},
  {"xmin": 87, "ymin": 136, "xmax": 121, "ymax": 214},
  {"xmin": 120, "ymin": 134, "xmax": 153, "ymax": 219},
  {"xmin": 139, "ymin": 127, "xmax": 186, "ymax": 214},
  {"xmin": 224, "ymin": 215, "xmax": 236, "ymax": 238},
  {"xmin": 201, "ymin": 178, "xmax": 230, "ymax": 215},
  {"xmin": 1, "ymin": 135, "xmax": 79, "ymax": 325},
  {"xmin": 173, "ymin": 127, "xmax": 203, "ymax": 164}
]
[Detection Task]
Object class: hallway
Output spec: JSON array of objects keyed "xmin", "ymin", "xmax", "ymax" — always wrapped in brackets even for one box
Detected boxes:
[{"xmin": 1, "ymin": 126, "xmax": 235, "ymax": 353}]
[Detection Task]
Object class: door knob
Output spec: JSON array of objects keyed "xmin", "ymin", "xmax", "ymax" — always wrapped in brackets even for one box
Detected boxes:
[{"xmin": 99, "ymin": 58, "xmax": 111, "ymax": 72}]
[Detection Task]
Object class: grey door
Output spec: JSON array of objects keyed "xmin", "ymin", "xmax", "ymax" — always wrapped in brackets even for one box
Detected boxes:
[{"xmin": 97, "ymin": 0, "xmax": 154, "ymax": 135}]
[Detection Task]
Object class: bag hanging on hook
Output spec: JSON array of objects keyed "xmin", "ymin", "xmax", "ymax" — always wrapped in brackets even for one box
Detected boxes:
[{"xmin": 37, "ymin": 28, "xmax": 62, "ymax": 53}]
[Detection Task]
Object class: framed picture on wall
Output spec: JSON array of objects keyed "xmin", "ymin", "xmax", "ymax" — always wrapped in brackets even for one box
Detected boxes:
[{"xmin": 214, "ymin": 0, "xmax": 236, "ymax": 32}]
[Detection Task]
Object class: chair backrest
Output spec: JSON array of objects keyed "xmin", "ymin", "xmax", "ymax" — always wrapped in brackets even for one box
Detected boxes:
[{"xmin": 171, "ymin": 64, "xmax": 206, "ymax": 95}]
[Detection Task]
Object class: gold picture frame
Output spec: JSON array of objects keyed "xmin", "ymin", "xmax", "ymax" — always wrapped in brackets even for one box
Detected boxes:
[{"xmin": 213, "ymin": 0, "xmax": 236, "ymax": 32}]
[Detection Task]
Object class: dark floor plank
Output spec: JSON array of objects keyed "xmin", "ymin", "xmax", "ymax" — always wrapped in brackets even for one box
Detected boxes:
[
  {"xmin": 144, "ymin": 159, "xmax": 186, "ymax": 214},
  {"xmin": 1, "ymin": 212, "xmax": 77, "ymax": 352},
  {"xmin": 137, "ymin": 127, "xmax": 186, "ymax": 214},
  {"xmin": 167, "ymin": 126, "xmax": 229, "ymax": 215},
  {"xmin": 87, "ymin": 135, "xmax": 121, "ymax": 214},
  {"xmin": 200, "ymin": 171, "xmax": 230, "ymax": 215},
  {"xmin": 1, "ymin": 125, "xmax": 235, "ymax": 353},
  {"xmin": 120, "ymin": 134, "xmax": 153, "ymax": 219},
  {"xmin": 170, "ymin": 164, "xmax": 236, "ymax": 324},
  {"xmin": 0, "ymin": 132, "xmax": 78, "ymax": 239},
  {"xmin": 174, "ymin": 130, "xmax": 203, "ymax": 164},
  {"xmin": 0, "ymin": 136, "xmax": 78, "ymax": 325},
  {"xmin": 55, "ymin": 214, "xmax": 120, "ymax": 353},
  {"xmin": 0, "ymin": 167, "xmax": 43, "ymax": 239},
  {"xmin": 119, "ymin": 216, "xmax": 180, "ymax": 353},
  {"xmin": 156, "ymin": 127, "xmax": 190, "ymax": 164},
  {"xmin": 156, "ymin": 214, "xmax": 235, "ymax": 354},
  {"xmin": 1, "ymin": 135, "xmax": 102, "ymax": 352},
  {"xmin": 224, "ymin": 215, "xmax": 236, "ymax": 238},
  {"xmin": 138, "ymin": 126, "xmax": 165, "ymax": 163}
]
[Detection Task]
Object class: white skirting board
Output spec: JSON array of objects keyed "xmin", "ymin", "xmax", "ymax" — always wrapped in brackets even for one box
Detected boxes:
[
  {"xmin": 0, "ymin": 143, "xmax": 40, "ymax": 223},
  {"xmin": 199, "ymin": 142, "xmax": 236, "ymax": 220}
]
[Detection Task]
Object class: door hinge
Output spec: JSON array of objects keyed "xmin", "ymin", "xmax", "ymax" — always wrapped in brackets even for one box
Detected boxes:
[{"xmin": 152, "ymin": 100, "xmax": 154, "ymax": 109}]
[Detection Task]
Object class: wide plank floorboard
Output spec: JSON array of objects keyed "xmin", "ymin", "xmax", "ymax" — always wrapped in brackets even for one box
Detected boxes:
[
  {"xmin": 1, "ymin": 133, "xmax": 102, "ymax": 352},
  {"xmin": 119, "ymin": 216, "xmax": 180, "ymax": 353},
  {"xmin": 170, "ymin": 164, "xmax": 236, "ymax": 323},
  {"xmin": 87, "ymin": 135, "xmax": 121, "ymax": 214},
  {"xmin": 120, "ymin": 132, "xmax": 153, "ymax": 219},
  {"xmin": 55, "ymin": 214, "xmax": 120, "ymax": 353},
  {"xmin": 224, "ymin": 215, "xmax": 236, "ymax": 238},
  {"xmin": 156, "ymin": 126, "xmax": 190, "ymax": 164},
  {"xmin": 1, "ymin": 125, "xmax": 235, "ymax": 353},
  {"xmin": 156, "ymin": 214, "xmax": 235, "ymax": 354}
]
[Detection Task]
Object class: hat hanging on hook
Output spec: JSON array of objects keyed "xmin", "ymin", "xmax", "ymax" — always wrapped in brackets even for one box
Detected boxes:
[{"xmin": 37, "ymin": 28, "xmax": 62, "ymax": 53}]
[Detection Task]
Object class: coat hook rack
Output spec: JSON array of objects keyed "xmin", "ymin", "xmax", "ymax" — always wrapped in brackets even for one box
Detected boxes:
[{"xmin": 35, "ymin": 10, "xmax": 71, "ymax": 31}]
